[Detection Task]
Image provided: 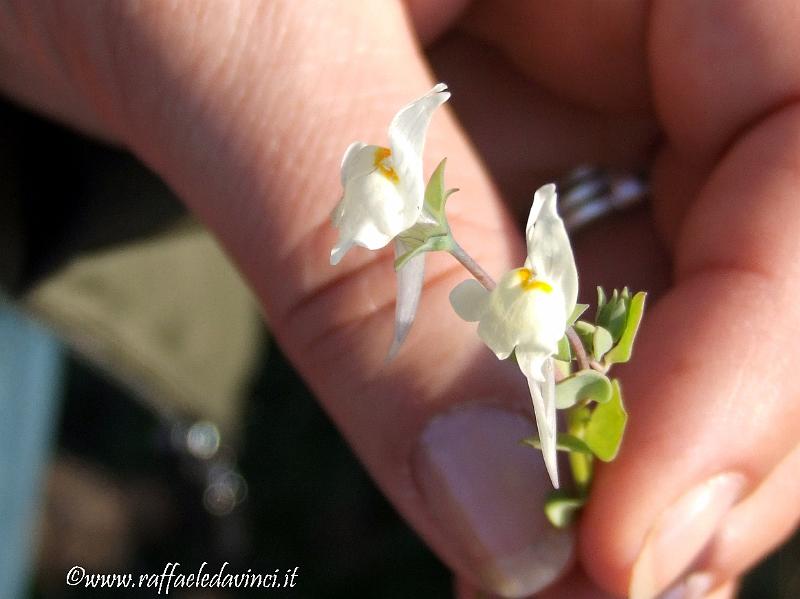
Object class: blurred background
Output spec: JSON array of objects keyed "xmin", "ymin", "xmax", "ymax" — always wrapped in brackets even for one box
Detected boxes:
[{"xmin": 1, "ymin": 97, "xmax": 798, "ymax": 599}]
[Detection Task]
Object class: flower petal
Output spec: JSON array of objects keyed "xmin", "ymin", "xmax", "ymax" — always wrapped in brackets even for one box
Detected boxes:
[
  {"xmin": 475, "ymin": 269, "xmax": 566, "ymax": 361},
  {"xmin": 542, "ymin": 358, "xmax": 558, "ymax": 483},
  {"xmin": 515, "ymin": 346, "xmax": 546, "ymax": 382},
  {"xmin": 387, "ymin": 239, "xmax": 426, "ymax": 360},
  {"xmin": 330, "ymin": 239, "xmax": 353, "ymax": 265},
  {"xmin": 528, "ymin": 360, "xmax": 558, "ymax": 489},
  {"xmin": 389, "ymin": 83, "xmax": 450, "ymax": 166},
  {"xmin": 330, "ymin": 197, "xmax": 345, "ymax": 227},
  {"xmin": 330, "ymin": 168, "xmax": 407, "ymax": 264},
  {"xmin": 449, "ymin": 279, "xmax": 489, "ymax": 322},
  {"xmin": 476, "ymin": 318, "xmax": 516, "ymax": 360},
  {"xmin": 340, "ymin": 141, "xmax": 370, "ymax": 185},
  {"xmin": 388, "ymin": 84, "xmax": 450, "ymax": 222},
  {"xmin": 520, "ymin": 353, "xmax": 560, "ymax": 488},
  {"xmin": 525, "ymin": 184, "xmax": 579, "ymax": 318}
]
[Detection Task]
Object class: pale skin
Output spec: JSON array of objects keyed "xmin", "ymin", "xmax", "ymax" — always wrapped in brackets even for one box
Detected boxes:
[{"xmin": 3, "ymin": 1, "xmax": 800, "ymax": 597}]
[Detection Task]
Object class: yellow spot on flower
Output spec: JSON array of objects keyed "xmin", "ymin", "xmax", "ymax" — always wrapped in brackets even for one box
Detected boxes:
[
  {"xmin": 516, "ymin": 268, "xmax": 553, "ymax": 293},
  {"xmin": 373, "ymin": 147, "xmax": 399, "ymax": 183}
]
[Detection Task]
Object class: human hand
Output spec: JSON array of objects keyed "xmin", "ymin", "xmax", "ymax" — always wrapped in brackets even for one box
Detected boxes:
[{"xmin": 3, "ymin": 2, "xmax": 799, "ymax": 597}]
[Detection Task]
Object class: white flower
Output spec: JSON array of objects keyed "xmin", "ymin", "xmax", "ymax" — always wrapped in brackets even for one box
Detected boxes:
[
  {"xmin": 449, "ymin": 184, "xmax": 578, "ymax": 487},
  {"xmin": 330, "ymin": 83, "xmax": 450, "ymax": 265}
]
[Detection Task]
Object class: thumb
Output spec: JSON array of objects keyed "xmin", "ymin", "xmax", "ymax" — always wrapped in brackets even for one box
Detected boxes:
[{"xmin": 4, "ymin": 1, "xmax": 571, "ymax": 595}]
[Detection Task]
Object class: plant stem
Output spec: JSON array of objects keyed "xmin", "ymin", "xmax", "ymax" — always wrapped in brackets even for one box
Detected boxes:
[
  {"xmin": 566, "ymin": 326, "xmax": 590, "ymax": 371},
  {"xmin": 448, "ymin": 241, "xmax": 496, "ymax": 290},
  {"xmin": 566, "ymin": 405, "xmax": 594, "ymax": 495},
  {"xmin": 589, "ymin": 359, "xmax": 607, "ymax": 372}
]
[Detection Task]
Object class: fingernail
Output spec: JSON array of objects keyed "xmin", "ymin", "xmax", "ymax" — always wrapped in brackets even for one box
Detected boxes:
[
  {"xmin": 629, "ymin": 473, "xmax": 746, "ymax": 599},
  {"xmin": 414, "ymin": 405, "xmax": 574, "ymax": 598},
  {"xmin": 656, "ymin": 571, "xmax": 715, "ymax": 599}
]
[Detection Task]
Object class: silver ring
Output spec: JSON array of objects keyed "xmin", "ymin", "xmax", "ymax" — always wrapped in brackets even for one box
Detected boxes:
[{"xmin": 557, "ymin": 166, "xmax": 648, "ymax": 233}]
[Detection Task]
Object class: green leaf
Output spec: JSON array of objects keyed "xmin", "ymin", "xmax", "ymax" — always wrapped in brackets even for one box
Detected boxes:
[
  {"xmin": 544, "ymin": 490, "xmax": 586, "ymax": 528},
  {"xmin": 568, "ymin": 303, "xmax": 590, "ymax": 325},
  {"xmin": 568, "ymin": 404, "xmax": 592, "ymax": 430},
  {"xmin": 596, "ymin": 291, "xmax": 628, "ymax": 342},
  {"xmin": 604, "ymin": 291, "xmax": 647, "ymax": 365},
  {"xmin": 521, "ymin": 433, "xmax": 593, "ymax": 454},
  {"xmin": 555, "ymin": 369, "xmax": 613, "ymax": 409},
  {"xmin": 593, "ymin": 326, "xmax": 613, "ymax": 361},
  {"xmin": 573, "ymin": 320, "xmax": 595, "ymax": 350},
  {"xmin": 396, "ymin": 221, "xmax": 440, "ymax": 246},
  {"xmin": 553, "ymin": 359, "xmax": 571, "ymax": 379},
  {"xmin": 555, "ymin": 334, "xmax": 572, "ymax": 362},
  {"xmin": 394, "ymin": 234, "xmax": 452, "ymax": 270},
  {"xmin": 423, "ymin": 158, "xmax": 450, "ymax": 221},
  {"xmin": 597, "ymin": 286, "xmax": 607, "ymax": 312},
  {"xmin": 584, "ymin": 379, "xmax": 627, "ymax": 462}
]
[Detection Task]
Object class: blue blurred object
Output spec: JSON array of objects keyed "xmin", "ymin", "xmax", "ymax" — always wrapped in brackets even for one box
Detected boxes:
[{"xmin": 0, "ymin": 302, "xmax": 63, "ymax": 599}]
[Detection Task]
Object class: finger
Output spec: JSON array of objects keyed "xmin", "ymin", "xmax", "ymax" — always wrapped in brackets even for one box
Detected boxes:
[
  {"xmin": 427, "ymin": 31, "xmax": 658, "ymax": 214},
  {"xmin": 535, "ymin": 567, "xmax": 618, "ymax": 599},
  {"xmin": 2, "ymin": 1, "xmax": 578, "ymax": 596},
  {"xmin": 585, "ymin": 104, "xmax": 800, "ymax": 599},
  {"xmin": 0, "ymin": 2, "xmax": 116, "ymax": 140},
  {"xmin": 649, "ymin": 0, "xmax": 800, "ymax": 244},
  {"xmin": 705, "ymin": 581, "xmax": 738, "ymax": 599},
  {"xmin": 455, "ymin": 567, "xmax": 617, "ymax": 599},
  {"xmin": 651, "ymin": 0, "xmax": 800, "ymax": 165},
  {"xmin": 666, "ymin": 579, "xmax": 740, "ymax": 599},
  {"xmin": 649, "ymin": 145, "xmax": 708, "ymax": 252},
  {"xmin": 402, "ymin": 0, "xmax": 471, "ymax": 45},
  {"xmin": 460, "ymin": 0, "xmax": 650, "ymax": 112},
  {"xmin": 579, "ymin": 2, "xmax": 800, "ymax": 597},
  {"xmin": 683, "ymin": 442, "xmax": 800, "ymax": 593}
]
